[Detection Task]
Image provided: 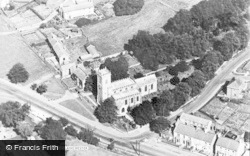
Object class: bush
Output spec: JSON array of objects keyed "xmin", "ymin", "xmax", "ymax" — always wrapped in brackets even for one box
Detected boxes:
[
  {"xmin": 134, "ymin": 72, "xmax": 144, "ymax": 79},
  {"xmin": 36, "ymin": 84, "xmax": 48, "ymax": 94},
  {"xmin": 174, "ymin": 61, "xmax": 190, "ymax": 72},
  {"xmin": 65, "ymin": 125, "xmax": 78, "ymax": 137},
  {"xmin": 60, "ymin": 117, "xmax": 69, "ymax": 127},
  {"xmin": 168, "ymin": 66, "xmax": 178, "ymax": 76},
  {"xmin": 107, "ymin": 142, "xmax": 115, "ymax": 150},
  {"xmin": 170, "ymin": 76, "xmax": 180, "ymax": 85},
  {"xmin": 113, "ymin": 0, "xmax": 144, "ymax": 16},
  {"xmin": 31, "ymin": 84, "xmax": 37, "ymax": 90},
  {"xmin": 75, "ymin": 18, "xmax": 92, "ymax": 27},
  {"xmin": 7, "ymin": 63, "xmax": 29, "ymax": 84}
]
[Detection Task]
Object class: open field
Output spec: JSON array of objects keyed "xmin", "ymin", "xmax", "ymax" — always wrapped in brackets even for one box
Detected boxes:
[
  {"xmin": 0, "ymin": 15, "xmax": 52, "ymax": 84},
  {"xmin": 83, "ymin": 0, "xmax": 202, "ymax": 56}
]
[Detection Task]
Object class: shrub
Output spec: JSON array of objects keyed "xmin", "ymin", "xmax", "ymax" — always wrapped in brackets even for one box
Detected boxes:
[
  {"xmin": 36, "ymin": 84, "xmax": 48, "ymax": 94},
  {"xmin": 75, "ymin": 18, "xmax": 92, "ymax": 27},
  {"xmin": 113, "ymin": 0, "xmax": 144, "ymax": 16},
  {"xmin": 170, "ymin": 76, "xmax": 180, "ymax": 85},
  {"xmin": 60, "ymin": 117, "xmax": 69, "ymax": 127}
]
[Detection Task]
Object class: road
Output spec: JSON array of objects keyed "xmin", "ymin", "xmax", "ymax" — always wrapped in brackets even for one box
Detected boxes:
[{"xmin": 0, "ymin": 79, "xmax": 204, "ymax": 156}]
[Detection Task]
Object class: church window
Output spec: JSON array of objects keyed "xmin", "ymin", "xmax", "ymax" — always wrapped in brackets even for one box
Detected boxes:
[
  {"xmin": 139, "ymin": 88, "xmax": 141, "ymax": 92},
  {"xmin": 125, "ymin": 100, "xmax": 127, "ymax": 105},
  {"xmin": 151, "ymin": 84, "xmax": 153, "ymax": 89},
  {"xmin": 122, "ymin": 108, "xmax": 125, "ymax": 112},
  {"xmin": 131, "ymin": 98, "xmax": 133, "ymax": 103},
  {"xmin": 145, "ymin": 86, "xmax": 147, "ymax": 91},
  {"xmin": 137, "ymin": 96, "xmax": 139, "ymax": 101}
]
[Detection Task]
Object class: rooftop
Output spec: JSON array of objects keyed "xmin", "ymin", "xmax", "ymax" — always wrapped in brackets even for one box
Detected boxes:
[
  {"xmin": 179, "ymin": 113, "xmax": 212, "ymax": 127},
  {"xmin": 112, "ymin": 89, "xmax": 140, "ymax": 100},
  {"xmin": 134, "ymin": 74, "xmax": 157, "ymax": 87},
  {"xmin": 174, "ymin": 123, "xmax": 216, "ymax": 143},
  {"xmin": 216, "ymin": 137, "xmax": 240, "ymax": 151},
  {"xmin": 244, "ymin": 132, "xmax": 250, "ymax": 143},
  {"xmin": 62, "ymin": 2, "xmax": 94, "ymax": 13},
  {"xmin": 47, "ymin": 34, "xmax": 69, "ymax": 58},
  {"xmin": 228, "ymin": 78, "xmax": 247, "ymax": 89},
  {"xmin": 111, "ymin": 78, "xmax": 136, "ymax": 91}
]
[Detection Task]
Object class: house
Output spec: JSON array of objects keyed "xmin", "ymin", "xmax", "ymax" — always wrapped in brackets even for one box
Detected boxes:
[
  {"xmin": 0, "ymin": 0, "xmax": 9, "ymax": 9},
  {"xmin": 59, "ymin": 0, "xmax": 94, "ymax": 20},
  {"xmin": 97, "ymin": 68, "xmax": 157, "ymax": 116},
  {"xmin": 47, "ymin": 34, "xmax": 76, "ymax": 78},
  {"xmin": 179, "ymin": 113, "xmax": 213, "ymax": 132},
  {"xmin": 244, "ymin": 131, "xmax": 250, "ymax": 149},
  {"xmin": 174, "ymin": 123, "xmax": 216, "ymax": 155},
  {"xmin": 227, "ymin": 78, "xmax": 248, "ymax": 99},
  {"xmin": 73, "ymin": 64, "xmax": 87, "ymax": 89},
  {"xmin": 215, "ymin": 137, "xmax": 245, "ymax": 156}
]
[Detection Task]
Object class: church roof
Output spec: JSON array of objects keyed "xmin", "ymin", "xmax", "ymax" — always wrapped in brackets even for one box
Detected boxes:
[
  {"xmin": 174, "ymin": 123, "xmax": 216, "ymax": 143},
  {"xmin": 134, "ymin": 74, "xmax": 157, "ymax": 88},
  {"xmin": 216, "ymin": 137, "xmax": 240, "ymax": 151},
  {"xmin": 111, "ymin": 78, "xmax": 136, "ymax": 91},
  {"xmin": 73, "ymin": 65, "xmax": 87, "ymax": 80},
  {"xmin": 112, "ymin": 89, "xmax": 140, "ymax": 100}
]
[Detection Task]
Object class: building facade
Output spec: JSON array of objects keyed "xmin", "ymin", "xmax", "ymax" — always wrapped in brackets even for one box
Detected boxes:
[
  {"xmin": 97, "ymin": 68, "xmax": 157, "ymax": 116},
  {"xmin": 215, "ymin": 137, "xmax": 245, "ymax": 156},
  {"xmin": 174, "ymin": 123, "xmax": 216, "ymax": 155},
  {"xmin": 59, "ymin": 0, "xmax": 94, "ymax": 20}
]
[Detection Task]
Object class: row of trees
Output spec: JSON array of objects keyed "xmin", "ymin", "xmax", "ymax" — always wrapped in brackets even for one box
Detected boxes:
[
  {"xmin": 36, "ymin": 117, "xmax": 100, "ymax": 146},
  {"xmin": 124, "ymin": 0, "xmax": 249, "ymax": 71}
]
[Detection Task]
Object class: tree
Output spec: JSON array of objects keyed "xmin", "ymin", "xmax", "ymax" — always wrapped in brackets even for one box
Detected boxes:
[
  {"xmin": 149, "ymin": 117, "xmax": 171, "ymax": 134},
  {"xmin": 31, "ymin": 84, "xmax": 37, "ymax": 90},
  {"xmin": 40, "ymin": 118, "xmax": 66, "ymax": 140},
  {"xmin": 0, "ymin": 102, "xmax": 30, "ymax": 127},
  {"xmin": 186, "ymin": 70, "xmax": 206, "ymax": 97},
  {"xmin": 84, "ymin": 70, "xmax": 98, "ymax": 97},
  {"xmin": 168, "ymin": 66, "xmax": 178, "ymax": 76},
  {"xmin": 171, "ymin": 82, "xmax": 191, "ymax": 110},
  {"xmin": 102, "ymin": 56, "xmax": 129, "ymax": 81},
  {"xmin": 113, "ymin": 0, "xmax": 144, "ymax": 16},
  {"xmin": 36, "ymin": 84, "xmax": 48, "ymax": 94},
  {"xmin": 131, "ymin": 101, "xmax": 156, "ymax": 125},
  {"xmin": 152, "ymin": 90, "xmax": 174, "ymax": 115},
  {"xmin": 107, "ymin": 142, "xmax": 115, "ymax": 150},
  {"xmin": 77, "ymin": 128, "xmax": 100, "ymax": 146},
  {"xmin": 65, "ymin": 125, "xmax": 78, "ymax": 137},
  {"xmin": 94, "ymin": 98, "xmax": 118, "ymax": 124},
  {"xmin": 59, "ymin": 117, "xmax": 69, "ymax": 127},
  {"xmin": 170, "ymin": 76, "xmax": 180, "ymax": 85},
  {"xmin": 134, "ymin": 72, "xmax": 144, "ymax": 79},
  {"xmin": 16, "ymin": 122, "xmax": 34, "ymax": 138},
  {"xmin": 7, "ymin": 63, "xmax": 29, "ymax": 84},
  {"xmin": 174, "ymin": 61, "xmax": 190, "ymax": 72}
]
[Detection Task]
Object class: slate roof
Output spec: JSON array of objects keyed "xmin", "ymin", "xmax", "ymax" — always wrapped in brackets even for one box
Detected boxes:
[
  {"xmin": 134, "ymin": 74, "xmax": 157, "ymax": 88},
  {"xmin": 112, "ymin": 89, "xmax": 140, "ymax": 100},
  {"xmin": 216, "ymin": 137, "xmax": 240, "ymax": 151},
  {"xmin": 180, "ymin": 113, "xmax": 212, "ymax": 127},
  {"xmin": 174, "ymin": 123, "xmax": 216, "ymax": 144}
]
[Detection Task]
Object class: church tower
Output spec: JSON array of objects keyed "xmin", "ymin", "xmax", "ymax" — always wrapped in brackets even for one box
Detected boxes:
[{"xmin": 97, "ymin": 67, "xmax": 111, "ymax": 104}]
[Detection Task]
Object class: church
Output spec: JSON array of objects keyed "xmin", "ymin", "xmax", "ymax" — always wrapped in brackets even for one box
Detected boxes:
[{"xmin": 97, "ymin": 68, "xmax": 158, "ymax": 116}]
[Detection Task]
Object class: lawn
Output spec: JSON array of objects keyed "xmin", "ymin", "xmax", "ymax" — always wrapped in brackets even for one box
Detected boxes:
[
  {"xmin": 83, "ymin": 0, "xmax": 177, "ymax": 56},
  {"xmin": 60, "ymin": 99, "xmax": 95, "ymax": 121},
  {"xmin": 43, "ymin": 78, "xmax": 66, "ymax": 99},
  {"xmin": 0, "ymin": 15, "xmax": 52, "ymax": 84},
  {"xmin": 200, "ymin": 98, "xmax": 228, "ymax": 118}
]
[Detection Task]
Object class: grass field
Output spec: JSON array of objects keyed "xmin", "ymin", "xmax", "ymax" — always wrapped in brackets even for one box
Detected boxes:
[
  {"xmin": 0, "ymin": 15, "xmax": 52, "ymax": 84},
  {"xmin": 83, "ymin": 0, "xmax": 202, "ymax": 56},
  {"xmin": 60, "ymin": 99, "xmax": 96, "ymax": 121}
]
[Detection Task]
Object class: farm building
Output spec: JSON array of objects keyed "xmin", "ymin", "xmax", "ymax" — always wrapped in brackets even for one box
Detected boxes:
[{"xmin": 59, "ymin": 0, "xmax": 94, "ymax": 20}]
